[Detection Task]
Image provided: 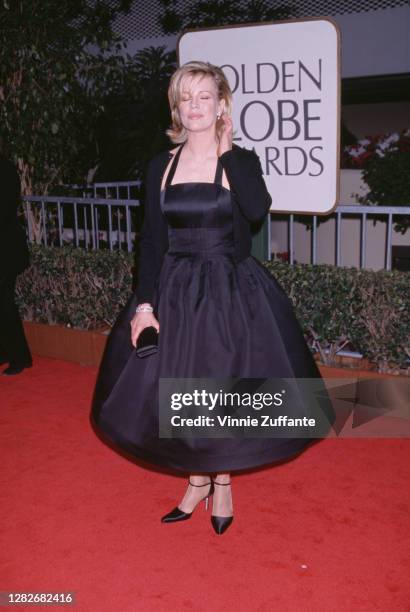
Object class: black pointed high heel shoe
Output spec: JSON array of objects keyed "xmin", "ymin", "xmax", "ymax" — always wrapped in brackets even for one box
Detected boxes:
[
  {"xmin": 211, "ymin": 479, "xmax": 234, "ymax": 535},
  {"xmin": 161, "ymin": 478, "xmax": 214, "ymax": 523}
]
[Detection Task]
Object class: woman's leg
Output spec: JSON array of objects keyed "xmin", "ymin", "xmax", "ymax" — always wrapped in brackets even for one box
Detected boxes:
[
  {"xmin": 177, "ymin": 474, "xmax": 212, "ymax": 513},
  {"xmin": 212, "ymin": 472, "xmax": 233, "ymax": 517}
]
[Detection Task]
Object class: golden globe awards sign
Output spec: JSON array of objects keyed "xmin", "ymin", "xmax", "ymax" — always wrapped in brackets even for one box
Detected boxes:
[{"xmin": 178, "ymin": 18, "xmax": 341, "ymax": 214}]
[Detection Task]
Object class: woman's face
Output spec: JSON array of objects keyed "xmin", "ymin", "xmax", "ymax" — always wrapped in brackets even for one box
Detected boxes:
[{"xmin": 177, "ymin": 74, "xmax": 224, "ymax": 136}]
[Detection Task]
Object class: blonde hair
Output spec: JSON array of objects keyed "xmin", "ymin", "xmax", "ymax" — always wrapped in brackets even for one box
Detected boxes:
[{"xmin": 166, "ymin": 60, "xmax": 233, "ymax": 144}]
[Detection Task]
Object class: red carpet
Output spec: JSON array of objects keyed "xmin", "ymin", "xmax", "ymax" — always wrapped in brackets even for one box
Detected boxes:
[{"xmin": 1, "ymin": 357, "xmax": 409, "ymax": 611}]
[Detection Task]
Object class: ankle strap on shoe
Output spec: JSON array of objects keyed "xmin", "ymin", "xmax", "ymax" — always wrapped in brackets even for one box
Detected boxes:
[
  {"xmin": 188, "ymin": 479, "xmax": 211, "ymax": 487},
  {"xmin": 212, "ymin": 480, "xmax": 231, "ymax": 486}
]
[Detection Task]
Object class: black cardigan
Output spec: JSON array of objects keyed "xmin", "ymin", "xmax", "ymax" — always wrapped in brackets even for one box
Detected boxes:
[{"xmin": 135, "ymin": 143, "xmax": 272, "ymax": 305}]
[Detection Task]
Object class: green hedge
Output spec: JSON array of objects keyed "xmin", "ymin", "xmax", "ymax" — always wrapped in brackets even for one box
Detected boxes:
[
  {"xmin": 263, "ymin": 260, "xmax": 409, "ymax": 373},
  {"xmin": 16, "ymin": 245, "xmax": 410, "ymax": 372},
  {"xmin": 16, "ymin": 245, "xmax": 134, "ymax": 330}
]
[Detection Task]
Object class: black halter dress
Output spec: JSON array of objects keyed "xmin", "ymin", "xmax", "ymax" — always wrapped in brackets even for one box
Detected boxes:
[{"xmin": 91, "ymin": 145, "xmax": 335, "ymax": 472}]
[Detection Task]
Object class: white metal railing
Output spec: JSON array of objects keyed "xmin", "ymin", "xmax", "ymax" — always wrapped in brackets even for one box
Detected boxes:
[
  {"xmin": 93, "ymin": 181, "xmax": 141, "ymax": 200},
  {"xmin": 23, "ymin": 195, "xmax": 141, "ymax": 252},
  {"xmin": 270, "ymin": 204, "xmax": 410, "ymax": 271},
  {"xmin": 22, "ymin": 194, "xmax": 410, "ymax": 270},
  {"xmin": 66, "ymin": 181, "xmax": 141, "ymax": 200}
]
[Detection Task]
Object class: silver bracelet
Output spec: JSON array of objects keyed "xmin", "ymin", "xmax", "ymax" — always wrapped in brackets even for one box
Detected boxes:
[{"xmin": 135, "ymin": 304, "xmax": 153, "ymax": 313}]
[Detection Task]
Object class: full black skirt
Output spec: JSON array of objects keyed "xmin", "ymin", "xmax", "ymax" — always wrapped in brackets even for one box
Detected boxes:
[{"xmin": 91, "ymin": 253, "xmax": 335, "ymax": 472}]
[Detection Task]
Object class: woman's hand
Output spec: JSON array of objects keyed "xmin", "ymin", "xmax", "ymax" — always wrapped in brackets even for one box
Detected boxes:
[
  {"xmin": 217, "ymin": 113, "xmax": 233, "ymax": 157},
  {"xmin": 130, "ymin": 311, "xmax": 160, "ymax": 348}
]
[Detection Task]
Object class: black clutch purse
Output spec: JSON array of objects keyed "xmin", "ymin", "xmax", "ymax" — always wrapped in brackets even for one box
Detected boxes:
[{"xmin": 136, "ymin": 326, "xmax": 159, "ymax": 358}]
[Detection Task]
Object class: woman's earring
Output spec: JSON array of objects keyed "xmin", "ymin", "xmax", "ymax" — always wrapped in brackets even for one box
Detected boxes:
[{"xmin": 217, "ymin": 113, "xmax": 221, "ymax": 120}]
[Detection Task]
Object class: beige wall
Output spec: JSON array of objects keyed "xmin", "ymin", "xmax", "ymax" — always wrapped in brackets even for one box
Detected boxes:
[{"xmin": 342, "ymin": 102, "xmax": 410, "ymax": 139}]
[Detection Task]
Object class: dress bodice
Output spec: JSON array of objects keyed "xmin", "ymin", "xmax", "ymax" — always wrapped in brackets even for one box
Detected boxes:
[{"xmin": 160, "ymin": 144, "xmax": 234, "ymax": 255}]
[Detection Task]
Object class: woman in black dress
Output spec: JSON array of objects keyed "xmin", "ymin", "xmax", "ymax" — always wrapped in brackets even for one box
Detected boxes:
[{"xmin": 91, "ymin": 61, "xmax": 335, "ymax": 535}]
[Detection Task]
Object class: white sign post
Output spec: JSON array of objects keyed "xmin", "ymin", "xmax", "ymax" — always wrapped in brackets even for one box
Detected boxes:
[{"xmin": 178, "ymin": 18, "xmax": 341, "ymax": 215}]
